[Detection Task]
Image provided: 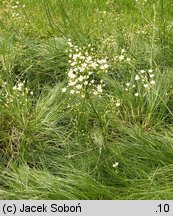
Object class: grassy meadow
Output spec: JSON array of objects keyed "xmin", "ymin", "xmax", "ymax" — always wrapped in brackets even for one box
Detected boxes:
[{"xmin": 0, "ymin": 0, "xmax": 173, "ymax": 199}]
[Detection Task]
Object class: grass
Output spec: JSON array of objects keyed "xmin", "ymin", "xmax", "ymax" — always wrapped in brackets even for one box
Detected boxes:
[{"xmin": 0, "ymin": 0, "xmax": 173, "ymax": 200}]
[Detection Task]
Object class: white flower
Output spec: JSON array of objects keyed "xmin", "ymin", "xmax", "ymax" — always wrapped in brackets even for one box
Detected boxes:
[
  {"xmin": 134, "ymin": 92, "xmax": 139, "ymax": 97},
  {"xmin": 70, "ymin": 90, "xmax": 75, "ymax": 94},
  {"xmin": 17, "ymin": 83, "xmax": 23, "ymax": 91},
  {"xmin": 126, "ymin": 82, "xmax": 130, "ymax": 86},
  {"xmin": 149, "ymin": 74, "xmax": 155, "ymax": 78},
  {"xmin": 150, "ymin": 80, "xmax": 155, "ymax": 85},
  {"xmin": 67, "ymin": 40, "xmax": 73, "ymax": 47},
  {"xmin": 78, "ymin": 75, "xmax": 84, "ymax": 82},
  {"xmin": 148, "ymin": 69, "xmax": 153, "ymax": 73},
  {"xmin": 79, "ymin": 67, "xmax": 85, "ymax": 72},
  {"xmin": 144, "ymin": 83, "xmax": 149, "ymax": 88},
  {"xmin": 113, "ymin": 162, "xmax": 119, "ymax": 168},
  {"xmin": 91, "ymin": 62, "xmax": 98, "ymax": 69},
  {"xmin": 140, "ymin": 70, "xmax": 145, "ymax": 74},
  {"xmin": 62, "ymin": 88, "xmax": 67, "ymax": 93},
  {"xmin": 79, "ymin": 54, "xmax": 85, "ymax": 60},
  {"xmin": 68, "ymin": 81, "xmax": 76, "ymax": 86},
  {"xmin": 116, "ymin": 102, "xmax": 121, "ymax": 107},
  {"xmin": 84, "ymin": 75, "xmax": 89, "ymax": 79},
  {"xmin": 100, "ymin": 58, "xmax": 107, "ymax": 64},
  {"xmin": 119, "ymin": 55, "xmax": 124, "ymax": 61},
  {"xmin": 76, "ymin": 84, "xmax": 82, "ymax": 90},
  {"xmin": 72, "ymin": 54, "xmax": 80, "ymax": 60},
  {"xmin": 93, "ymin": 91, "xmax": 98, "ymax": 95},
  {"xmin": 30, "ymin": 91, "xmax": 34, "ymax": 95},
  {"xmin": 97, "ymin": 85, "xmax": 103, "ymax": 93},
  {"xmin": 86, "ymin": 56, "xmax": 92, "ymax": 62},
  {"xmin": 82, "ymin": 63, "xmax": 87, "ymax": 68},
  {"xmin": 135, "ymin": 75, "xmax": 140, "ymax": 80},
  {"xmin": 71, "ymin": 62, "xmax": 77, "ymax": 66},
  {"xmin": 121, "ymin": 49, "xmax": 125, "ymax": 53},
  {"xmin": 100, "ymin": 64, "xmax": 108, "ymax": 70},
  {"xmin": 73, "ymin": 67, "xmax": 79, "ymax": 72},
  {"xmin": 68, "ymin": 72, "xmax": 76, "ymax": 79}
]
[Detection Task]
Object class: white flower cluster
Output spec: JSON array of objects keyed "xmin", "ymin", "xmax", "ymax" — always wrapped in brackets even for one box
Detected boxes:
[
  {"xmin": 3, "ymin": 0, "xmax": 25, "ymax": 19},
  {"xmin": 125, "ymin": 69, "xmax": 156, "ymax": 97},
  {"xmin": 114, "ymin": 49, "xmax": 131, "ymax": 63},
  {"xmin": 105, "ymin": 95, "xmax": 122, "ymax": 115},
  {"xmin": 1, "ymin": 80, "xmax": 33, "ymax": 108},
  {"xmin": 62, "ymin": 39, "xmax": 109, "ymax": 97}
]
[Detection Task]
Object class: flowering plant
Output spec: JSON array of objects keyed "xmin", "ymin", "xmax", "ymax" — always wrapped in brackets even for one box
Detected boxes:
[{"xmin": 62, "ymin": 39, "xmax": 109, "ymax": 98}]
